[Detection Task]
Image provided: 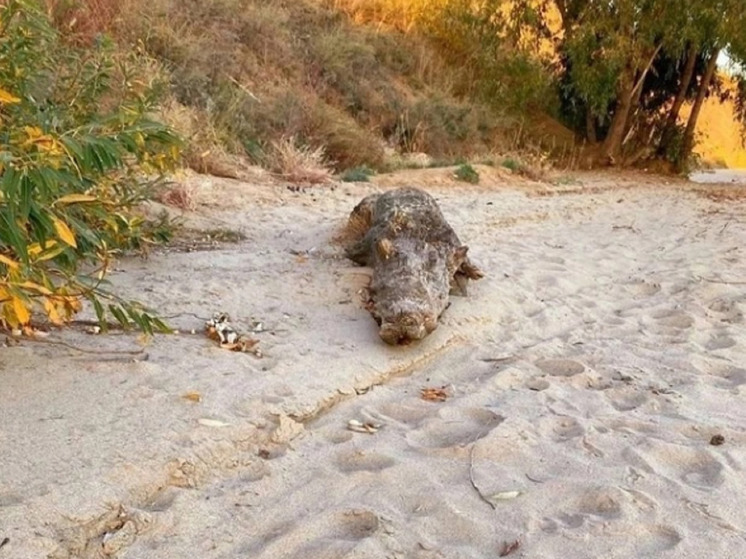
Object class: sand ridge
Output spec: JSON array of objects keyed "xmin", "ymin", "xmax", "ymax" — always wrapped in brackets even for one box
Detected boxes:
[{"xmin": 1, "ymin": 169, "xmax": 744, "ymax": 558}]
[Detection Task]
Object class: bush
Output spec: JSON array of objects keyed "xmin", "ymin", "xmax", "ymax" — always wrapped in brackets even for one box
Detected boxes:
[
  {"xmin": 0, "ymin": 0, "xmax": 181, "ymax": 332},
  {"xmin": 267, "ymin": 136, "xmax": 333, "ymax": 184},
  {"xmin": 340, "ymin": 166, "xmax": 376, "ymax": 182},
  {"xmin": 391, "ymin": 95, "xmax": 497, "ymax": 157},
  {"xmin": 454, "ymin": 163, "xmax": 479, "ymax": 184}
]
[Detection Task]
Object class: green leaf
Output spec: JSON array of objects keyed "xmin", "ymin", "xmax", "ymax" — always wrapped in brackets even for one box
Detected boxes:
[
  {"xmin": 150, "ymin": 316, "xmax": 172, "ymax": 334},
  {"xmin": 0, "ymin": 208, "xmax": 29, "ymax": 266},
  {"xmin": 92, "ymin": 297, "xmax": 107, "ymax": 333},
  {"xmin": 109, "ymin": 304, "xmax": 131, "ymax": 330}
]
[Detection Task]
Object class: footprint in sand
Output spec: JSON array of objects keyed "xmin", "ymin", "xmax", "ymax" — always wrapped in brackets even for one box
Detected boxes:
[
  {"xmin": 535, "ymin": 359, "xmax": 585, "ymax": 377},
  {"xmin": 709, "ymin": 366, "xmax": 746, "ymax": 389},
  {"xmin": 544, "ymin": 487, "xmax": 681, "ymax": 554},
  {"xmin": 286, "ymin": 510, "xmax": 380, "ymax": 559},
  {"xmin": 626, "ymin": 279, "xmax": 662, "ymax": 298},
  {"xmin": 335, "ymin": 450, "xmax": 396, "ymax": 473},
  {"xmin": 708, "ymin": 298, "xmax": 743, "ymax": 324},
  {"xmin": 635, "ymin": 440, "xmax": 725, "ymax": 490},
  {"xmin": 375, "ymin": 402, "xmax": 435, "ymax": 429},
  {"xmin": 329, "ymin": 509, "xmax": 380, "ymax": 540},
  {"xmin": 651, "ymin": 309, "xmax": 694, "ymax": 329},
  {"xmin": 606, "ymin": 386, "xmax": 649, "ymax": 411},
  {"xmin": 406, "ymin": 408, "xmax": 503, "ymax": 449},
  {"xmin": 630, "ymin": 525, "xmax": 683, "ymax": 554},
  {"xmin": 542, "ymin": 254, "xmax": 566, "ymax": 266},
  {"xmin": 576, "ymin": 486, "xmax": 626, "ymax": 519},
  {"xmin": 705, "ymin": 333, "xmax": 736, "ymax": 350},
  {"xmin": 239, "ymin": 509, "xmax": 380, "ymax": 559},
  {"xmin": 549, "ymin": 416, "xmax": 585, "ymax": 441},
  {"xmin": 526, "ymin": 377, "xmax": 551, "ymax": 391}
]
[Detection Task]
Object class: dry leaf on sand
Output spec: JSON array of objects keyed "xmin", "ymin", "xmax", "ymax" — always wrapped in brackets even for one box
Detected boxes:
[
  {"xmin": 182, "ymin": 391, "xmax": 202, "ymax": 403},
  {"xmin": 421, "ymin": 386, "xmax": 448, "ymax": 402}
]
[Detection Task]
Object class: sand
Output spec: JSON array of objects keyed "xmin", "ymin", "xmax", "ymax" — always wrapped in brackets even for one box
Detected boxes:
[{"xmin": 1, "ymin": 167, "xmax": 745, "ymax": 558}]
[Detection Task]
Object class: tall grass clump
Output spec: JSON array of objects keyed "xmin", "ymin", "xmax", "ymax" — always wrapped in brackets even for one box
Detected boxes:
[
  {"xmin": 333, "ymin": 0, "xmax": 556, "ymax": 115},
  {"xmin": 42, "ymin": 0, "xmax": 557, "ymax": 177}
]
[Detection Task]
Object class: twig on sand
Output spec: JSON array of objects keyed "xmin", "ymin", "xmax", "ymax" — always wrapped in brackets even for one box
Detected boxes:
[
  {"xmin": 469, "ymin": 438, "xmax": 496, "ymax": 510},
  {"xmin": 0, "ymin": 538, "xmax": 9, "ymax": 551},
  {"xmin": 12, "ymin": 336, "xmax": 147, "ymax": 356},
  {"xmin": 479, "ymin": 355, "xmax": 514, "ymax": 363},
  {"xmin": 696, "ymin": 275, "xmax": 746, "ymax": 285}
]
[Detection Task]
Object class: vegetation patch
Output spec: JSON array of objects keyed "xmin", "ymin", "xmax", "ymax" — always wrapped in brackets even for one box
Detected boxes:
[
  {"xmin": 0, "ymin": 0, "xmax": 181, "ymax": 333},
  {"xmin": 340, "ymin": 166, "xmax": 376, "ymax": 182},
  {"xmin": 268, "ymin": 136, "xmax": 334, "ymax": 185},
  {"xmin": 454, "ymin": 163, "xmax": 480, "ymax": 184}
]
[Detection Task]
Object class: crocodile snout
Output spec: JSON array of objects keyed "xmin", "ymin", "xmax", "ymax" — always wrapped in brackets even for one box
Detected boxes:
[{"xmin": 379, "ymin": 312, "xmax": 437, "ymax": 345}]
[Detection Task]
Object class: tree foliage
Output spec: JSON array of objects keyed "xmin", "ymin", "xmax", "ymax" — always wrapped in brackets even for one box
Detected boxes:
[
  {"xmin": 0, "ymin": 0, "xmax": 181, "ymax": 333},
  {"xmin": 512, "ymin": 0, "xmax": 746, "ymax": 169}
]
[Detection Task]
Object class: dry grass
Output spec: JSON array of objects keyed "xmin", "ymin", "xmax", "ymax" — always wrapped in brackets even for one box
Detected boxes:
[
  {"xmin": 88, "ymin": 0, "xmax": 525, "ymax": 173},
  {"xmin": 328, "ymin": 0, "xmax": 434, "ymax": 31},
  {"xmin": 156, "ymin": 182, "xmax": 197, "ymax": 211},
  {"xmin": 45, "ymin": 0, "xmax": 124, "ymax": 45},
  {"xmin": 268, "ymin": 136, "xmax": 334, "ymax": 185},
  {"xmin": 42, "ymin": 0, "xmax": 746, "ymax": 180}
]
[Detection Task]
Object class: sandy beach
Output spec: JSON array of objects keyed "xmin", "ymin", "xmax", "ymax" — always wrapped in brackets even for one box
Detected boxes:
[{"xmin": 1, "ymin": 167, "xmax": 745, "ymax": 558}]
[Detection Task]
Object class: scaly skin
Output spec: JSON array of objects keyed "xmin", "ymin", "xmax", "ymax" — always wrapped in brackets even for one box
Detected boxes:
[{"xmin": 345, "ymin": 187, "xmax": 483, "ymax": 345}]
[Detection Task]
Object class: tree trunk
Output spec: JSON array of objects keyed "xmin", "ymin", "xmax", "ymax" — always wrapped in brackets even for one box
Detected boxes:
[
  {"xmin": 659, "ymin": 44, "xmax": 698, "ymax": 152},
  {"xmin": 601, "ymin": 44, "xmax": 662, "ymax": 164},
  {"xmin": 680, "ymin": 47, "xmax": 720, "ymax": 167},
  {"xmin": 622, "ymin": 68, "xmax": 648, "ymax": 146},
  {"xmin": 601, "ymin": 70, "xmax": 635, "ymax": 164},
  {"xmin": 667, "ymin": 44, "xmax": 698, "ymax": 129},
  {"xmin": 585, "ymin": 107, "xmax": 597, "ymax": 143}
]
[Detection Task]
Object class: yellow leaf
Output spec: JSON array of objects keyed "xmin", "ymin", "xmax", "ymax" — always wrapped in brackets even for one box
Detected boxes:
[
  {"xmin": 54, "ymin": 194, "xmax": 97, "ymax": 205},
  {"xmin": 24, "ymin": 125, "xmax": 42, "ymax": 139},
  {"xmin": 17, "ymin": 281, "xmax": 52, "ymax": 295},
  {"xmin": 35, "ymin": 246, "xmax": 65, "ymax": 262},
  {"xmin": 1, "ymin": 302, "xmax": 17, "ymax": 328},
  {"xmin": 0, "ymin": 254, "xmax": 19, "ymax": 270},
  {"xmin": 43, "ymin": 298, "xmax": 63, "ymax": 325},
  {"xmin": 28, "ymin": 240, "xmax": 57, "ymax": 256},
  {"xmin": 0, "ymin": 88, "xmax": 20, "ymax": 104},
  {"xmin": 62, "ymin": 296, "xmax": 82, "ymax": 314},
  {"xmin": 182, "ymin": 391, "xmax": 202, "ymax": 403},
  {"xmin": 52, "ymin": 217, "xmax": 77, "ymax": 248},
  {"xmin": 12, "ymin": 297, "xmax": 30, "ymax": 325}
]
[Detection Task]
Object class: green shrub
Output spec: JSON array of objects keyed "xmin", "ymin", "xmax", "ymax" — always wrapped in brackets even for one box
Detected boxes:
[
  {"xmin": 0, "ymin": 0, "xmax": 181, "ymax": 332},
  {"xmin": 454, "ymin": 163, "xmax": 479, "ymax": 184},
  {"xmin": 501, "ymin": 158, "xmax": 522, "ymax": 172},
  {"xmin": 340, "ymin": 166, "xmax": 376, "ymax": 182}
]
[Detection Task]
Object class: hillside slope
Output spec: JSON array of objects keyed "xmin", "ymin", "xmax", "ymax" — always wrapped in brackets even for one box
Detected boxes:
[{"xmin": 49, "ymin": 0, "xmax": 746, "ymax": 172}]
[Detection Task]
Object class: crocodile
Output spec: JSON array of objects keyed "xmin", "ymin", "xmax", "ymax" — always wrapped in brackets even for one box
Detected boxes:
[{"xmin": 344, "ymin": 187, "xmax": 483, "ymax": 345}]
